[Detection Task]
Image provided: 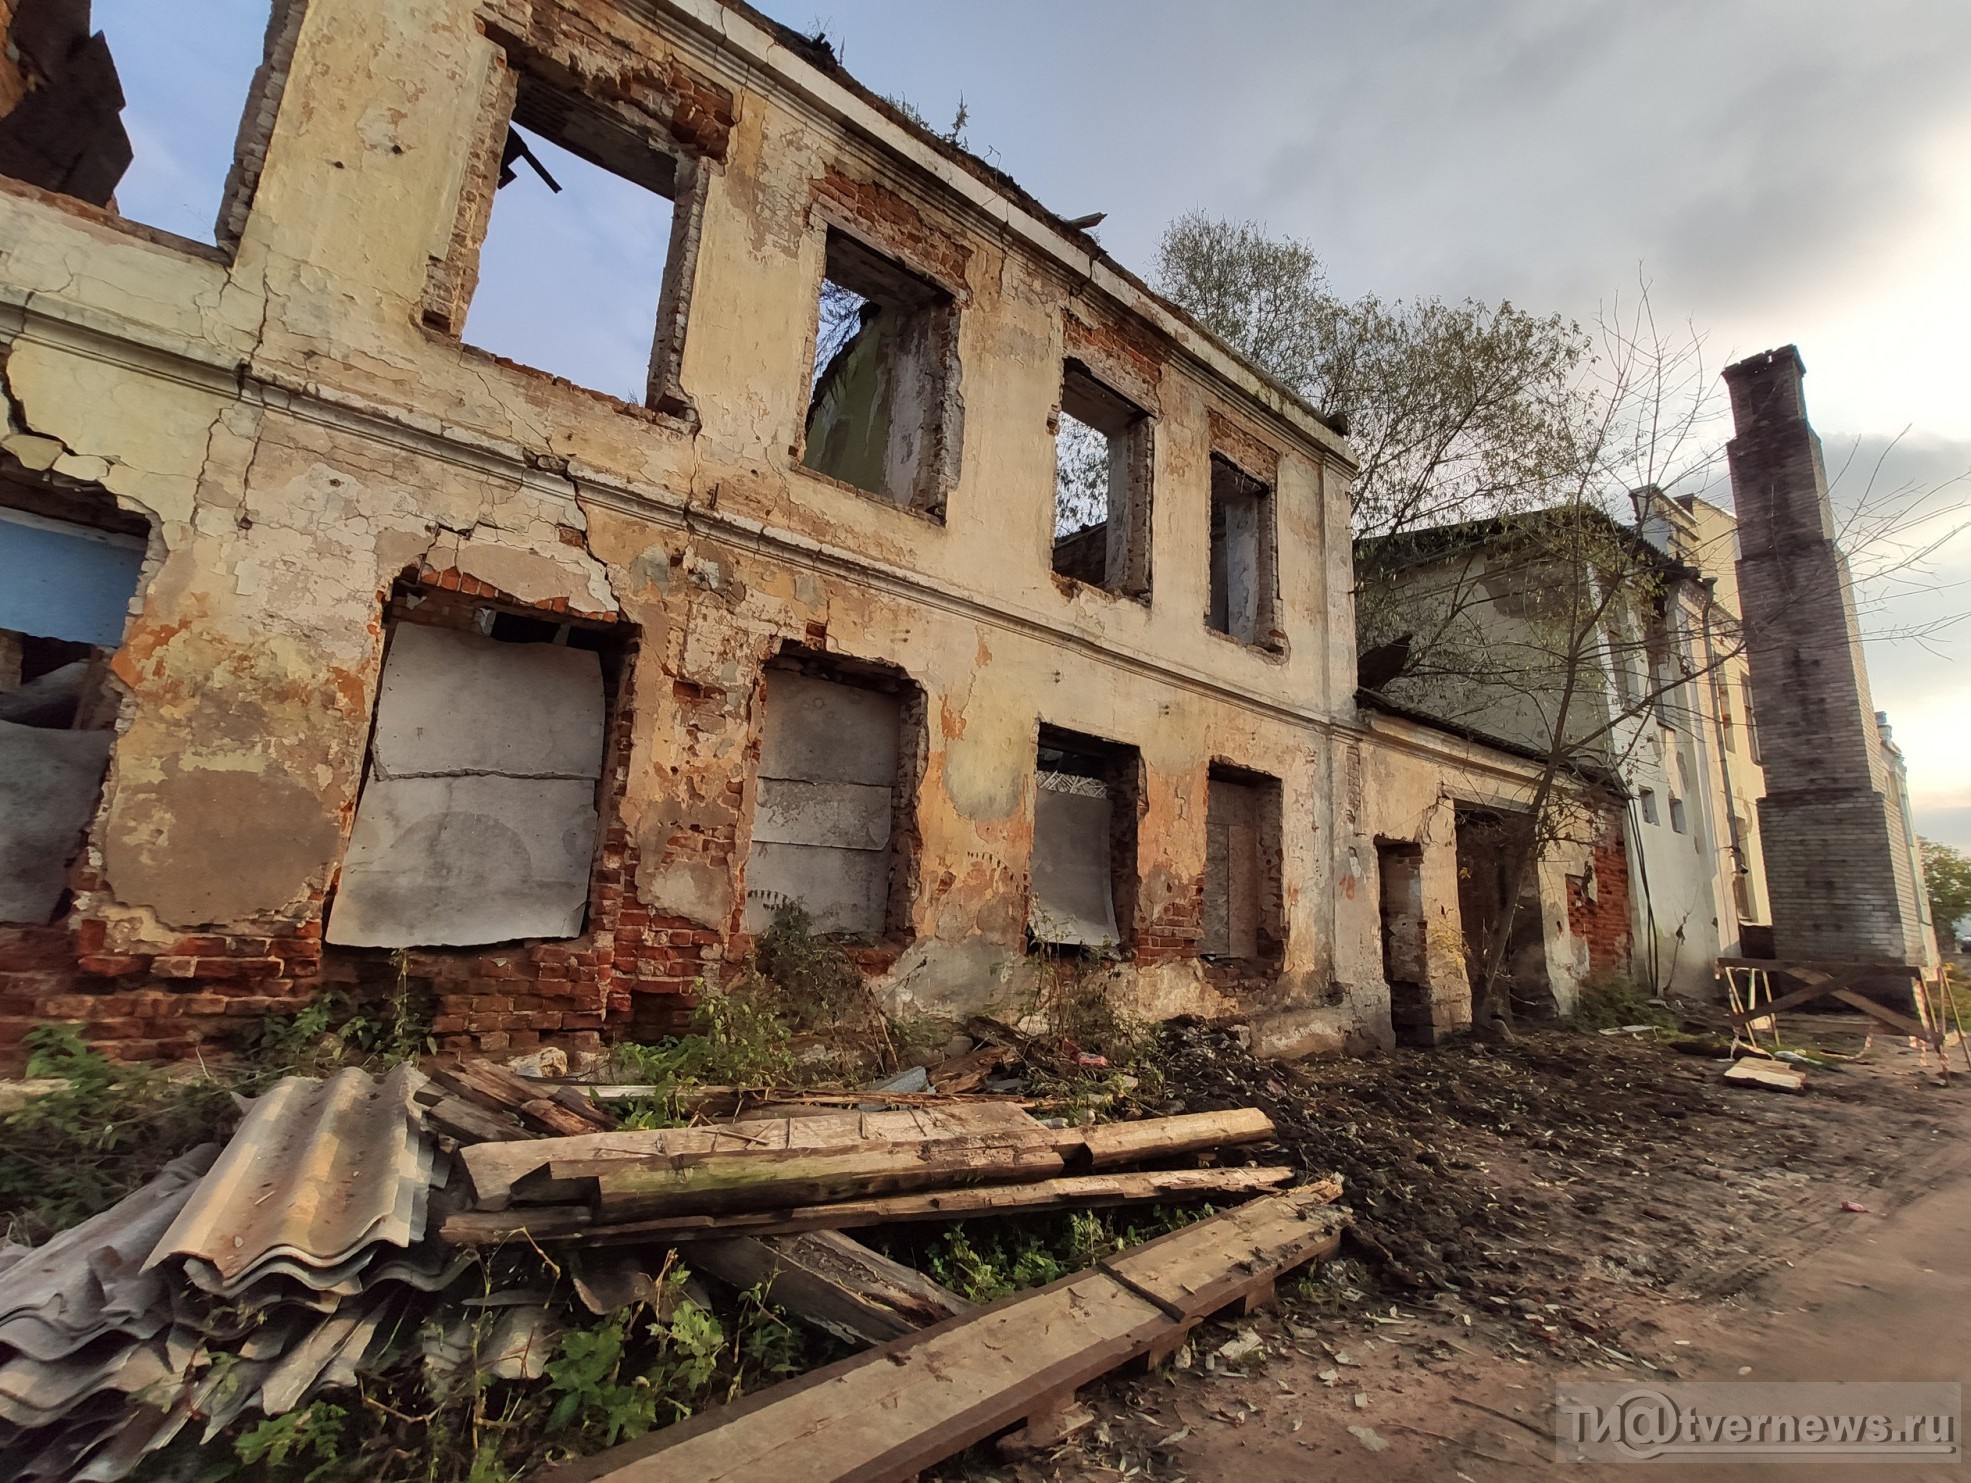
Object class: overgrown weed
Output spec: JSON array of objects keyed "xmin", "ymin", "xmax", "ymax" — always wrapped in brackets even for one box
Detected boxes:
[
  {"xmin": 874, "ymin": 1205, "xmax": 1209, "ymax": 1305},
  {"xmin": 608, "ymin": 906, "xmax": 895, "ymax": 1118},
  {"xmin": 0, "ymin": 1026, "xmax": 234, "ymax": 1244},
  {"xmin": 3, "ymin": 967, "xmax": 432, "ymax": 1243},
  {"xmin": 134, "ymin": 1255, "xmax": 825, "ymax": 1483},
  {"xmin": 1565, "ymin": 974, "xmax": 1676, "ymax": 1032}
]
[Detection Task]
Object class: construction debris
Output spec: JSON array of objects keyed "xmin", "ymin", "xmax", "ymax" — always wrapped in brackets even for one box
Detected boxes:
[
  {"xmin": 685, "ymin": 1230, "xmax": 972, "ymax": 1347},
  {"xmin": 0, "ymin": 1064, "xmax": 446, "ymax": 1480},
  {"xmin": 541, "ymin": 1183, "xmax": 1348, "ymax": 1483},
  {"xmin": 0, "ymin": 1050, "xmax": 1332, "ymax": 1479},
  {"xmin": 1723, "ymin": 1059, "xmax": 1809, "ymax": 1093}
]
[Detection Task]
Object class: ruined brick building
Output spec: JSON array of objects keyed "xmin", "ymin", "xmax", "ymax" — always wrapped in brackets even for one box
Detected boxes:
[{"xmin": 0, "ymin": 0, "xmax": 1630, "ymax": 1064}]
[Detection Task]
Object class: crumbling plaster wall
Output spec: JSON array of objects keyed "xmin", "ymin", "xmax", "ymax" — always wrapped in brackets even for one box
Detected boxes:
[
  {"xmin": 0, "ymin": 0, "xmax": 1368, "ymax": 1060},
  {"xmin": 1350, "ymin": 714, "xmax": 1601, "ymax": 1033}
]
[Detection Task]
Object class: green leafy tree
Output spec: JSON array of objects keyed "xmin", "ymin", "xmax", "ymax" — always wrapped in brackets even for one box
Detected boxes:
[
  {"xmin": 1153, "ymin": 212, "xmax": 1590, "ymax": 549},
  {"xmin": 1923, "ymin": 839, "xmax": 1971, "ymax": 944}
]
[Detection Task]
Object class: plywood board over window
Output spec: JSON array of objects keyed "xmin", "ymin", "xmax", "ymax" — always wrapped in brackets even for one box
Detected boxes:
[
  {"xmin": 327, "ymin": 624, "xmax": 605, "ymax": 948},
  {"xmin": 745, "ymin": 669, "xmax": 903, "ymax": 936},
  {"xmin": 1202, "ymin": 766, "xmax": 1283, "ymax": 962},
  {"xmin": 1028, "ymin": 725, "xmax": 1140, "ymax": 951}
]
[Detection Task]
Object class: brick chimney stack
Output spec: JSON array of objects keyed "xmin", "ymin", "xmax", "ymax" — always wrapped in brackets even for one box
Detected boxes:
[{"xmin": 1724, "ymin": 346, "xmax": 1930, "ymax": 965}]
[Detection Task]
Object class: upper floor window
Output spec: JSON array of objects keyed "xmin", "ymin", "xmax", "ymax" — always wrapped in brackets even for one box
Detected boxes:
[
  {"xmin": 1051, "ymin": 363, "xmax": 1151, "ymax": 599},
  {"xmin": 426, "ymin": 46, "xmax": 719, "ymax": 418},
  {"xmin": 801, "ymin": 230, "xmax": 958, "ymax": 519},
  {"xmin": 1207, "ymin": 453, "xmax": 1278, "ymax": 648}
]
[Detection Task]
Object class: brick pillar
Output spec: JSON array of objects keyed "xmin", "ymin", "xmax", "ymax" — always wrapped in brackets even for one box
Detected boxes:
[{"xmin": 1724, "ymin": 346, "xmax": 1925, "ymax": 964}]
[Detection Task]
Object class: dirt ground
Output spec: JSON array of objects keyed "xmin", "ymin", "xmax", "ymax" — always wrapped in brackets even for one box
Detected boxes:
[{"xmin": 942, "ymin": 1015, "xmax": 1971, "ymax": 1482}]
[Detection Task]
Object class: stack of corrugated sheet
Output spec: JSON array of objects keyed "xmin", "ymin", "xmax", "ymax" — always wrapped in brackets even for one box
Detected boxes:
[
  {"xmin": 0, "ymin": 1146, "xmax": 216, "ymax": 1481},
  {"xmin": 149, "ymin": 1062, "xmax": 438, "ymax": 1297},
  {"xmin": 0, "ymin": 1063, "xmax": 453, "ymax": 1481}
]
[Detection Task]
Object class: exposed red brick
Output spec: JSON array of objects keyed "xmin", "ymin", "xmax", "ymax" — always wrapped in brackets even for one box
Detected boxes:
[{"xmin": 77, "ymin": 954, "xmax": 149, "ymax": 978}]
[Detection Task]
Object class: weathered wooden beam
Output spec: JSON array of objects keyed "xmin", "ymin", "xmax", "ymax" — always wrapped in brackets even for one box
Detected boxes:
[
  {"xmin": 441, "ymin": 1166, "xmax": 1299, "ymax": 1248},
  {"xmin": 425, "ymin": 1094, "xmax": 533, "ymax": 1145},
  {"xmin": 685, "ymin": 1230, "xmax": 972, "ymax": 1347},
  {"xmin": 538, "ymin": 1183, "xmax": 1347, "ymax": 1483},
  {"xmin": 578, "ymin": 1139, "xmax": 1069, "ymax": 1220},
  {"xmin": 1077, "ymin": 1108, "xmax": 1275, "ymax": 1170},
  {"xmin": 432, "ymin": 1060, "xmax": 620, "ymax": 1136},
  {"xmin": 1099, "ymin": 1176, "xmax": 1346, "ymax": 1322},
  {"xmin": 463, "ymin": 1104, "xmax": 1049, "ymax": 1211}
]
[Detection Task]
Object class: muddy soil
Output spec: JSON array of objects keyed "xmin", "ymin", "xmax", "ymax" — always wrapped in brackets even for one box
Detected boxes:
[{"xmin": 935, "ymin": 1016, "xmax": 1971, "ymax": 1481}]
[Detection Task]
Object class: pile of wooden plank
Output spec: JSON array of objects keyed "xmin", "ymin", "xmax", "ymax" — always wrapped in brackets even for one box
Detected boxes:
[
  {"xmin": 543, "ymin": 1182, "xmax": 1349, "ymax": 1483},
  {"xmin": 420, "ymin": 1057, "xmax": 1348, "ymax": 1480},
  {"xmin": 434, "ymin": 1096, "xmax": 1292, "ymax": 1247}
]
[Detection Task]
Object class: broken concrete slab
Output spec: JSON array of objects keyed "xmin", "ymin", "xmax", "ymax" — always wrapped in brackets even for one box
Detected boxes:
[
  {"xmin": 325, "ymin": 775, "xmax": 599, "ymax": 947},
  {"xmin": 0, "ymin": 719, "xmax": 111, "ymax": 923},
  {"xmin": 367, "ymin": 624, "xmax": 604, "ymax": 781}
]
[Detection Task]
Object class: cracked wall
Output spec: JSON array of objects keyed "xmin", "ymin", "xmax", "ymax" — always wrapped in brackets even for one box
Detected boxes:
[{"xmin": 0, "ymin": 0, "xmax": 1542, "ymax": 1065}]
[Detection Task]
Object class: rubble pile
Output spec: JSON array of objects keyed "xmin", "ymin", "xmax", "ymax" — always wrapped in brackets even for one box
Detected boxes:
[
  {"xmin": 1157, "ymin": 1019, "xmax": 1717, "ymax": 1295},
  {"xmin": 0, "ymin": 1040, "xmax": 1327, "ymax": 1481}
]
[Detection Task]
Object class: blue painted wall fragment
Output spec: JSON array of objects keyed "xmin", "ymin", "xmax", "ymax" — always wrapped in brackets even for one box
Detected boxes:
[{"xmin": 0, "ymin": 509, "xmax": 145, "ymax": 648}]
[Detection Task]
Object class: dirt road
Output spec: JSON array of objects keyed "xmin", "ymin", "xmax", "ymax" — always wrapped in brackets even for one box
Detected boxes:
[{"xmin": 954, "ymin": 1020, "xmax": 1971, "ymax": 1482}]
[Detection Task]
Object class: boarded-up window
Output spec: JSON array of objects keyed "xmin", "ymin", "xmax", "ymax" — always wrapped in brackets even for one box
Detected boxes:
[
  {"xmin": 1202, "ymin": 766, "xmax": 1283, "ymax": 960},
  {"xmin": 0, "ymin": 500, "xmax": 144, "ymax": 924},
  {"xmin": 326, "ymin": 623, "xmax": 605, "ymax": 948},
  {"xmin": 744, "ymin": 668, "xmax": 904, "ymax": 937},
  {"xmin": 1028, "ymin": 727, "xmax": 1139, "ymax": 950}
]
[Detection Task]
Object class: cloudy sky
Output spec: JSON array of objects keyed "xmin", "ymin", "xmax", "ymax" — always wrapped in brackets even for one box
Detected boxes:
[{"xmin": 93, "ymin": 0, "xmax": 1971, "ymax": 847}]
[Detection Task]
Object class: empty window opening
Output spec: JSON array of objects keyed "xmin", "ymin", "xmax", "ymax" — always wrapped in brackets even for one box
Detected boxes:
[
  {"xmin": 461, "ymin": 72, "xmax": 682, "ymax": 405},
  {"xmin": 1377, "ymin": 840, "xmax": 1431, "ymax": 1044},
  {"xmin": 1716, "ymin": 679, "xmax": 1738, "ymax": 753},
  {"xmin": 1207, "ymin": 454, "xmax": 1277, "ymax": 647},
  {"xmin": 1028, "ymin": 725, "xmax": 1141, "ymax": 953},
  {"xmin": 745, "ymin": 658, "xmax": 921, "ymax": 939},
  {"xmin": 1051, "ymin": 364, "xmax": 1151, "ymax": 596},
  {"xmin": 1202, "ymin": 765, "xmax": 1283, "ymax": 962},
  {"xmin": 1453, "ymin": 805, "xmax": 1552, "ymax": 1020},
  {"xmin": 1638, "ymin": 787, "xmax": 1659, "ymax": 826},
  {"xmin": 326, "ymin": 597, "xmax": 617, "ymax": 949},
  {"xmin": 802, "ymin": 230, "xmax": 957, "ymax": 515},
  {"xmin": 0, "ymin": 0, "xmax": 288, "ymax": 243},
  {"xmin": 1668, "ymin": 794, "xmax": 1687, "ymax": 834},
  {"xmin": 0, "ymin": 486, "xmax": 147, "ymax": 924}
]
